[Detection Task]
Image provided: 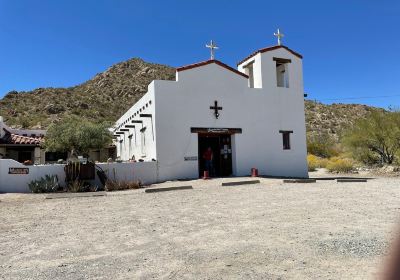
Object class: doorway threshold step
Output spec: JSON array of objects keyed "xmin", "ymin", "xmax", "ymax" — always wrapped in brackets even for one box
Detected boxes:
[{"xmin": 221, "ymin": 180, "xmax": 260, "ymax": 186}]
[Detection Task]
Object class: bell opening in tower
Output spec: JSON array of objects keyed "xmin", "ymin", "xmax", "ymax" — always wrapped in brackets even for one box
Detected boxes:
[{"xmin": 276, "ymin": 62, "xmax": 289, "ymax": 88}]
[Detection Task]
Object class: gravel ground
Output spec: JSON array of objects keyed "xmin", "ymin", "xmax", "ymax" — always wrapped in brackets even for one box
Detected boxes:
[{"xmin": 1, "ymin": 176, "xmax": 400, "ymax": 279}]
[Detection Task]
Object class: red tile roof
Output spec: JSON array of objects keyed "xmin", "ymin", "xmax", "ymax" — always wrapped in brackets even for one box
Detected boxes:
[
  {"xmin": 0, "ymin": 129, "xmax": 44, "ymax": 146},
  {"xmin": 237, "ymin": 45, "xmax": 303, "ymax": 66},
  {"xmin": 177, "ymin": 59, "xmax": 249, "ymax": 79}
]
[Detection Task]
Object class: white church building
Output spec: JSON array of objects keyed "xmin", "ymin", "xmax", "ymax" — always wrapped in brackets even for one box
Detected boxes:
[{"xmin": 114, "ymin": 34, "xmax": 308, "ymax": 180}]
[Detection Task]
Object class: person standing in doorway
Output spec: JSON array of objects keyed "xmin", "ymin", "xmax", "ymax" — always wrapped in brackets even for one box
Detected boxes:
[{"xmin": 203, "ymin": 147, "xmax": 214, "ymax": 176}]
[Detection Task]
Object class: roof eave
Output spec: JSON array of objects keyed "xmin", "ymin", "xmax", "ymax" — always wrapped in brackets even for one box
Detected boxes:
[
  {"xmin": 237, "ymin": 45, "xmax": 303, "ymax": 66},
  {"xmin": 177, "ymin": 59, "xmax": 249, "ymax": 79},
  {"xmin": 0, "ymin": 144, "xmax": 41, "ymax": 147}
]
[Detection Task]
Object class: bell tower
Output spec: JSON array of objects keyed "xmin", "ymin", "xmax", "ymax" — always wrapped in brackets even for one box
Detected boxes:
[{"xmin": 237, "ymin": 30, "xmax": 304, "ymax": 95}]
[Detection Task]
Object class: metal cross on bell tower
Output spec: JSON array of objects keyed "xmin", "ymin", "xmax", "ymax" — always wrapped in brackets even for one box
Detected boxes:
[
  {"xmin": 206, "ymin": 40, "xmax": 219, "ymax": 60},
  {"xmin": 274, "ymin": 28, "xmax": 284, "ymax": 46}
]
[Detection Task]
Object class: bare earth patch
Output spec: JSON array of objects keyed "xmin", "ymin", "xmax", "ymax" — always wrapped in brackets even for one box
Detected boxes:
[{"xmin": 1, "ymin": 177, "xmax": 400, "ymax": 279}]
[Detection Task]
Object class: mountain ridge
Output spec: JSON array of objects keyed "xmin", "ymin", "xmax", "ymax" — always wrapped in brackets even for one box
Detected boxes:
[{"xmin": 0, "ymin": 58, "xmax": 383, "ymax": 139}]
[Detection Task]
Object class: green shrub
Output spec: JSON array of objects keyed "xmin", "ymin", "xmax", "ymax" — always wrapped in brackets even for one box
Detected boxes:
[
  {"xmin": 105, "ymin": 180, "xmax": 141, "ymax": 191},
  {"xmin": 28, "ymin": 175, "xmax": 59, "ymax": 193},
  {"xmin": 307, "ymin": 132, "xmax": 340, "ymax": 158},
  {"xmin": 342, "ymin": 111, "xmax": 400, "ymax": 164},
  {"xmin": 44, "ymin": 116, "xmax": 113, "ymax": 157},
  {"xmin": 326, "ymin": 157, "xmax": 354, "ymax": 173}
]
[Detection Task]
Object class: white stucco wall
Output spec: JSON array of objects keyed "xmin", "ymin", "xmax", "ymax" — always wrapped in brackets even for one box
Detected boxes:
[
  {"xmin": 155, "ymin": 48, "xmax": 307, "ymax": 180},
  {"xmin": 0, "ymin": 159, "xmax": 158, "ymax": 193},
  {"xmin": 238, "ymin": 53, "xmax": 263, "ymax": 88},
  {"xmin": 0, "ymin": 159, "xmax": 66, "ymax": 193},
  {"xmin": 114, "ymin": 84, "xmax": 156, "ymax": 161},
  {"xmin": 96, "ymin": 161, "xmax": 157, "ymax": 186},
  {"xmin": 115, "ymin": 46, "xmax": 308, "ymax": 181}
]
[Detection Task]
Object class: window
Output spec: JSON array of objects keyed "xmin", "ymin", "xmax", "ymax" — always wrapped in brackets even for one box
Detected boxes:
[
  {"xmin": 243, "ymin": 61, "xmax": 255, "ymax": 88},
  {"xmin": 18, "ymin": 151, "xmax": 33, "ymax": 163},
  {"xmin": 280, "ymin": 130, "xmax": 293, "ymax": 150},
  {"xmin": 45, "ymin": 151, "xmax": 68, "ymax": 162},
  {"xmin": 140, "ymin": 127, "xmax": 147, "ymax": 156},
  {"xmin": 128, "ymin": 134, "xmax": 132, "ymax": 156},
  {"xmin": 274, "ymin": 57, "xmax": 291, "ymax": 88}
]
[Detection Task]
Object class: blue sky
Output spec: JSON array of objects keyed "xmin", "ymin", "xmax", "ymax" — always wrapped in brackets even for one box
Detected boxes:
[{"xmin": 0, "ymin": 0, "xmax": 399, "ymax": 108}]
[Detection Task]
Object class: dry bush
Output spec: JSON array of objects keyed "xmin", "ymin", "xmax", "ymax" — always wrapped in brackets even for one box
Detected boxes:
[
  {"xmin": 307, "ymin": 154, "xmax": 318, "ymax": 171},
  {"xmin": 67, "ymin": 179, "xmax": 85, "ymax": 192},
  {"xmin": 105, "ymin": 180, "xmax": 141, "ymax": 191},
  {"xmin": 318, "ymin": 157, "xmax": 329, "ymax": 168},
  {"xmin": 326, "ymin": 157, "xmax": 354, "ymax": 173},
  {"xmin": 66, "ymin": 179, "xmax": 98, "ymax": 192},
  {"xmin": 307, "ymin": 154, "xmax": 329, "ymax": 171}
]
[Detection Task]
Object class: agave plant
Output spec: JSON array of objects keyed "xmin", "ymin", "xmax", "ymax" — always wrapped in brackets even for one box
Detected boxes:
[{"xmin": 28, "ymin": 175, "xmax": 59, "ymax": 193}]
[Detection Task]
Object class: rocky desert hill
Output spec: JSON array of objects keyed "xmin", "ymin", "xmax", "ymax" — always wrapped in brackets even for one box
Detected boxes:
[
  {"xmin": 0, "ymin": 57, "xmax": 383, "ymax": 140},
  {"xmin": 305, "ymin": 101, "xmax": 384, "ymax": 139},
  {"xmin": 0, "ymin": 58, "xmax": 175, "ymax": 129}
]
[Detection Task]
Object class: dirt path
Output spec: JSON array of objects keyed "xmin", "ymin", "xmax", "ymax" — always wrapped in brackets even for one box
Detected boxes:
[{"xmin": 1, "ymin": 177, "xmax": 400, "ymax": 279}]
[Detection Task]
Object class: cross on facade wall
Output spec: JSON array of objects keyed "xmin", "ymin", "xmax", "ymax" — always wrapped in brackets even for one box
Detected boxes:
[{"xmin": 210, "ymin": 100, "xmax": 222, "ymax": 119}]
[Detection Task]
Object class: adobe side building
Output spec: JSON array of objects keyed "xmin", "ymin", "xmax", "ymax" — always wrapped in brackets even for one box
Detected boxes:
[
  {"xmin": 0, "ymin": 117, "xmax": 115, "ymax": 164},
  {"xmin": 0, "ymin": 116, "xmax": 46, "ymax": 163},
  {"xmin": 114, "ymin": 33, "xmax": 308, "ymax": 179}
]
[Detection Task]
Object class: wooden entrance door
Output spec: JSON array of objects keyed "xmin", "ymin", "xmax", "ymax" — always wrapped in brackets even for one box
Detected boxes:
[{"xmin": 198, "ymin": 134, "xmax": 233, "ymax": 177}]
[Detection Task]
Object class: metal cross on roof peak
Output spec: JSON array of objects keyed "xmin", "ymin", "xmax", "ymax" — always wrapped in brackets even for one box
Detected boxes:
[
  {"xmin": 274, "ymin": 28, "xmax": 284, "ymax": 46},
  {"xmin": 206, "ymin": 40, "xmax": 219, "ymax": 60}
]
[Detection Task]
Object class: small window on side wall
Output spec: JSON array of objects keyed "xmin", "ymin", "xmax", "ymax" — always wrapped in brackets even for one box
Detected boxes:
[
  {"xmin": 280, "ymin": 130, "xmax": 293, "ymax": 150},
  {"xmin": 140, "ymin": 127, "xmax": 147, "ymax": 156},
  {"xmin": 274, "ymin": 57, "xmax": 291, "ymax": 88}
]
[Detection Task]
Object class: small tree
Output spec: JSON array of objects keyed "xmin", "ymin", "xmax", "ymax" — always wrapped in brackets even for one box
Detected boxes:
[
  {"xmin": 343, "ymin": 111, "xmax": 400, "ymax": 165},
  {"xmin": 44, "ymin": 116, "xmax": 113, "ymax": 158}
]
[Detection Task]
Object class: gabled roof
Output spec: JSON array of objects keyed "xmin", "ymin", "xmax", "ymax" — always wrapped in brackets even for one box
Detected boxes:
[
  {"xmin": 0, "ymin": 128, "xmax": 44, "ymax": 146},
  {"xmin": 177, "ymin": 59, "xmax": 249, "ymax": 79},
  {"xmin": 237, "ymin": 45, "xmax": 303, "ymax": 66}
]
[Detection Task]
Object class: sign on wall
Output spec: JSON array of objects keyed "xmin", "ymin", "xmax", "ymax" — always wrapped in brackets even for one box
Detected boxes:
[
  {"xmin": 184, "ymin": 156, "xmax": 198, "ymax": 161},
  {"xmin": 8, "ymin": 167, "xmax": 29, "ymax": 175},
  {"xmin": 190, "ymin": 127, "xmax": 243, "ymax": 134}
]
